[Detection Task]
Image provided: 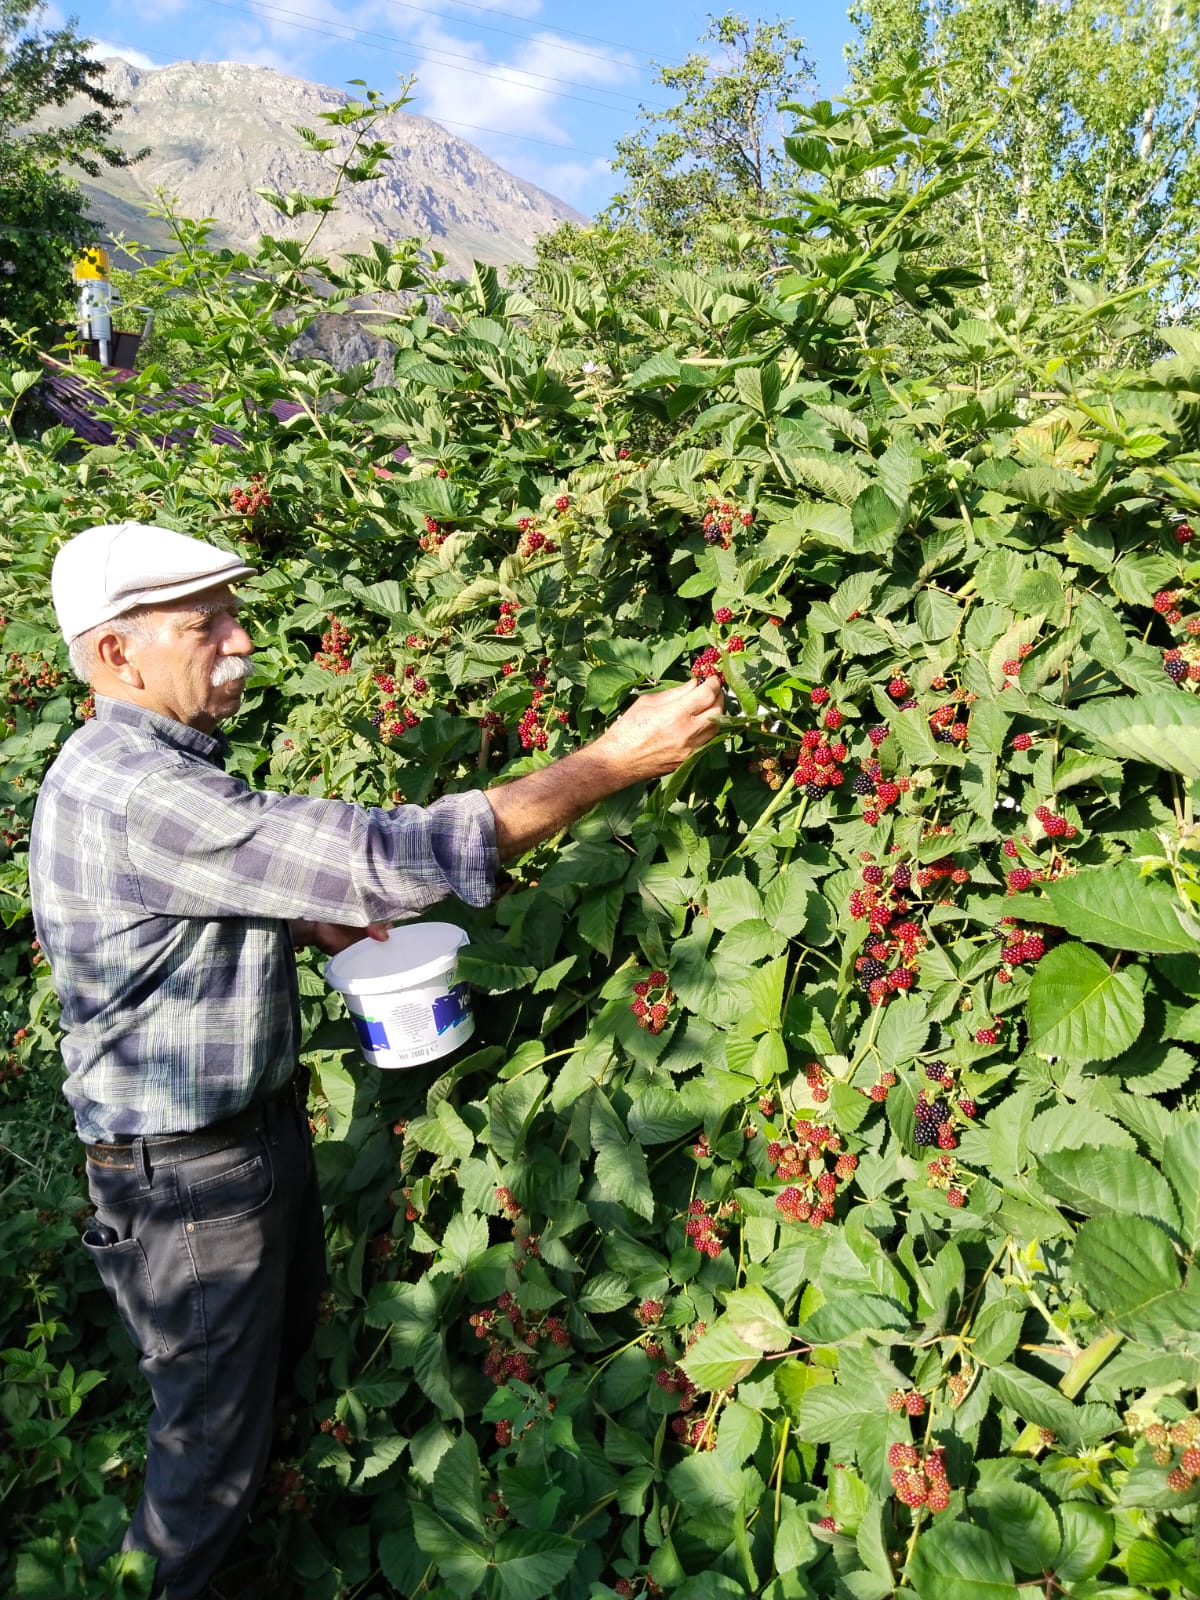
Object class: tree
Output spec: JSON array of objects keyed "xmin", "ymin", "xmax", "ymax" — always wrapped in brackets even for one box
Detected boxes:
[
  {"xmin": 0, "ymin": 0, "xmax": 142, "ymax": 339},
  {"xmin": 846, "ymin": 0, "xmax": 1200, "ymax": 318},
  {"xmin": 599, "ymin": 11, "xmax": 814, "ymax": 267}
]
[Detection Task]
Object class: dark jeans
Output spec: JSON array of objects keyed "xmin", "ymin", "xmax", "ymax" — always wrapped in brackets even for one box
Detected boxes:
[{"xmin": 83, "ymin": 1081, "xmax": 326, "ymax": 1600}]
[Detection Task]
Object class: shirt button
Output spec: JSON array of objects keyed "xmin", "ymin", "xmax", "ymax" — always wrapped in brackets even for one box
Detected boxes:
[{"xmin": 186, "ymin": 1222, "xmax": 195, "ymax": 1233}]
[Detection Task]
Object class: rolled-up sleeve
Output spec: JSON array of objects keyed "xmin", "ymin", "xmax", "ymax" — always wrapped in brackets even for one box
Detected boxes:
[{"xmin": 125, "ymin": 762, "xmax": 498, "ymax": 922}]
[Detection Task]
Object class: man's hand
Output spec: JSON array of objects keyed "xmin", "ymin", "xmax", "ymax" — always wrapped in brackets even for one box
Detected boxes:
[
  {"xmin": 591, "ymin": 676, "xmax": 725, "ymax": 782},
  {"xmin": 485, "ymin": 675, "xmax": 724, "ymax": 860},
  {"xmin": 290, "ymin": 920, "xmax": 389, "ymax": 956}
]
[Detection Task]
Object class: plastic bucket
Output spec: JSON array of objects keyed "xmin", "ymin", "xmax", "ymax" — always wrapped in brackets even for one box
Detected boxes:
[{"xmin": 323, "ymin": 923, "xmax": 474, "ymax": 1070}]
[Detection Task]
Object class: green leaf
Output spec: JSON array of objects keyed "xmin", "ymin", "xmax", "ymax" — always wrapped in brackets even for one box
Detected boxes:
[
  {"xmin": 1072, "ymin": 1215, "xmax": 1186, "ymax": 1343},
  {"xmin": 680, "ymin": 1319, "xmax": 763, "ymax": 1389},
  {"xmin": 1033, "ymin": 864, "xmax": 1196, "ymax": 954},
  {"xmin": 1037, "ymin": 1146, "xmax": 1181, "ymax": 1234},
  {"xmin": 492, "ymin": 1530, "xmax": 579, "ymax": 1600},
  {"xmin": 1162, "ymin": 1117, "xmax": 1200, "ymax": 1253},
  {"xmin": 1056, "ymin": 692, "xmax": 1200, "ymax": 778},
  {"xmin": 971, "ymin": 1479, "xmax": 1060, "ymax": 1574},
  {"xmin": 410, "ymin": 1505, "xmax": 489, "ymax": 1598},
  {"xmin": 1054, "ymin": 1502, "xmax": 1114, "ymax": 1582},
  {"xmin": 871, "ymin": 995, "xmax": 930, "ymax": 1068},
  {"xmin": 591, "ymin": 1090, "xmax": 655, "ymax": 1219},
  {"xmin": 1026, "ymin": 943, "xmax": 1144, "ymax": 1065},
  {"xmin": 796, "ymin": 1293, "xmax": 909, "ymax": 1343},
  {"xmin": 908, "ymin": 1521, "xmax": 1021, "ymax": 1600},
  {"xmin": 578, "ymin": 882, "xmax": 624, "ymax": 958}
]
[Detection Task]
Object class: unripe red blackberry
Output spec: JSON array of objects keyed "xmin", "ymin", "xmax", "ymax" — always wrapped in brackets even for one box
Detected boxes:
[
  {"xmin": 1182, "ymin": 1447, "xmax": 1200, "ymax": 1473},
  {"xmin": 975, "ymin": 1027, "xmax": 999, "ymax": 1045},
  {"xmin": 867, "ymin": 724, "xmax": 889, "ymax": 746},
  {"xmin": 887, "ymin": 1442, "xmax": 919, "ymax": 1468},
  {"xmin": 875, "ymin": 781, "xmax": 900, "ymax": 807},
  {"xmin": 904, "ymin": 1391, "xmax": 926, "ymax": 1417},
  {"xmin": 1021, "ymin": 934, "xmax": 1045, "ymax": 961},
  {"xmin": 946, "ymin": 1186, "xmax": 966, "ymax": 1207},
  {"xmin": 1001, "ymin": 658, "xmax": 1020, "ymax": 676},
  {"xmin": 1011, "ymin": 732, "xmax": 1033, "ymax": 751},
  {"xmin": 1007, "ymin": 867, "xmax": 1033, "ymax": 892},
  {"xmin": 714, "ymin": 605, "xmax": 733, "ymax": 623},
  {"xmin": 1167, "ymin": 1468, "xmax": 1194, "ymax": 1491},
  {"xmin": 810, "ymin": 686, "xmax": 830, "ymax": 705},
  {"xmin": 887, "ymin": 1390, "xmax": 907, "ymax": 1412},
  {"xmin": 887, "ymin": 676, "xmax": 909, "ymax": 699},
  {"xmin": 1177, "ymin": 522, "xmax": 1194, "ymax": 544}
]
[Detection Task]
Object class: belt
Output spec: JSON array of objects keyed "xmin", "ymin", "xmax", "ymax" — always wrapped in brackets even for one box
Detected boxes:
[{"xmin": 84, "ymin": 1072, "xmax": 305, "ymax": 1170}]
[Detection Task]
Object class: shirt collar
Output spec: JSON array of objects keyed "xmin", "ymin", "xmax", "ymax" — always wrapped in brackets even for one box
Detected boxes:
[{"xmin": 93, "ymin": 694, "xmax": 230, "ymax": 765}]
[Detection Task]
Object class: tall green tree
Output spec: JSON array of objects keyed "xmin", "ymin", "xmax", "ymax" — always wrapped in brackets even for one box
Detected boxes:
[
  {"xmin": 0, "ymin": 0, "xmax": 141, "ymax": 339},
  {"xmin": 847, "ymin": 0, "xmax": 1200, "ymax": 316},
  {"xmin": 600, "ymin": 11, "xmax": 814, "ymax": 267}
]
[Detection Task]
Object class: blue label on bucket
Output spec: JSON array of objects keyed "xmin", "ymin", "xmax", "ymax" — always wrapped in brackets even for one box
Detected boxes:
[
  {"xmin": 351, "ymin": 1012, "xmax": 389, "ymax": 1051},
  {"xmin": 432, "ymin": 982, "xmax": 471, "ymax": 1035}
]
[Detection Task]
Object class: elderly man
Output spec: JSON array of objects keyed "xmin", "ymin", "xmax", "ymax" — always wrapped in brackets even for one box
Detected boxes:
[{"xmin": 29, "ymin": 520, "xmax": 722, "ymax": 1600}]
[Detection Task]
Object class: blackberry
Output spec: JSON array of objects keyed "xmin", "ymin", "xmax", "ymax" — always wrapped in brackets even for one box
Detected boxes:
[
  {"xmin": 859, "ymin": 958, "xmax": 889, "ymax": 985},
  {"xmin": 851, "ymin": 771, "xmax": 874, "ymax": 796},
  {"xmin": 1165, "ymin": 657, "xmax": 1189, "ymax": 683},
  {"xmin": 891, "ymin": 863, "xmax": 912, "ymax": 890},
  {"xmin": 933, "ymin": 729, "xmax": 956, "ymax": 743},
  {"xmin": 913, "ymin": 1092, "xmax": 948, "ymax": 1147},
  {"xmin": 804, "ymin": 780, "xmax": 826, "ymax": 801},
  {"xmin": 924, "ymin": 1060, "xmax": 948, "ymax": 1081}
]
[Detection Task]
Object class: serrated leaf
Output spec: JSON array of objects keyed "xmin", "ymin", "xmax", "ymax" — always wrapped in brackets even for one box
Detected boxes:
[
  {"xmin": 1163, "ymin": 1118, "xmax": 1200, "ymax": 1253},
  {"xmin": 1056, "ymin": 692, "xmax": 1200, "ymax": 778},
  {"xmin": 1037, "ymin": 1145, "xmax": 1181, "ymax": 1234},
  {"xmin": 591, "ymin": 1090, "xmax": 654, "ymax": 1219},
  {"xmin": 492, "ymin": 1530, "xmax": 579, "ymax": 1600},
  {"xmin": 908, "ymin": 1521, "xmax": 1021, "ymax": 1600},
  {"xmin": 1034, "ymin": 864, "xmax": 1197, "ymax": 954},
  {"xmin": 578, "ymin": 882, "xmax": 624, "ymax": 958},
  {"xmin": 1073, "ymin": 1215, "xmax": 1187, "ymax": 1343},
  {"xmin": 411, "ymin": 1505, "xmax": 489, "ymax": 1598},
  {"xmin": 1026, "ymin": 943, "xmax": 1144, "ymax": 1065},
  {"xmin": 680, "ymin": 1318, "xmax": 762, "ymax": 1389}
]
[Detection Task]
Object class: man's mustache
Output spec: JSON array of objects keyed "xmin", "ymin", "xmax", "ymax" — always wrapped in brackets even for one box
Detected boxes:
[{"xmin": 210, "ymin": 656, "xmax": 255, "ymax": 687}]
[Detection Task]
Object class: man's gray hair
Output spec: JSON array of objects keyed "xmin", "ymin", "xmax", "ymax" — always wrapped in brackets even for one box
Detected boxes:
[{"xmin": 67, "ymin": 609, "xmax": 157, "ymax": 683}]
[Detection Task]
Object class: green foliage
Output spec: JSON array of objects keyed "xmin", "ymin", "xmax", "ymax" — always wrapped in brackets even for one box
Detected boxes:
[
  {"xmin": 3, "ymin": 61, "xmax": 1200, "ymax": 1600},
  {"xmin": 0, "ymin": 0, "xmax": 143, "ymax": 344},
  {"xmin": 847, "ymin": 0, "xmax": 1200, "ymax": 318}
]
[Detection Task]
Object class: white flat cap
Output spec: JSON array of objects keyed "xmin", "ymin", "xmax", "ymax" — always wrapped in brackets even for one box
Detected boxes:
[{"xmin": 52, "ymin": 522, "xmax": 256, "ymax": 644}]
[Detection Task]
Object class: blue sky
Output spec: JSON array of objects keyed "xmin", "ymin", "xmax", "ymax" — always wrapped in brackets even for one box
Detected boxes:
[{"xmin": 43, "ymin": 0, "xmax": 861, "ymax": 215}]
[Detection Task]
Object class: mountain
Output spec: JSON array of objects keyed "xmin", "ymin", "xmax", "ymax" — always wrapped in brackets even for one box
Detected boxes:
[{"xmin": 64, "ymin": 59, "xmax": 587, "ymax": 276}]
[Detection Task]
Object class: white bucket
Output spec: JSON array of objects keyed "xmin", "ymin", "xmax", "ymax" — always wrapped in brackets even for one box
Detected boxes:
[{"xmin": 323, "ymin": 923, "xmax": 474, "ymax": 1070}]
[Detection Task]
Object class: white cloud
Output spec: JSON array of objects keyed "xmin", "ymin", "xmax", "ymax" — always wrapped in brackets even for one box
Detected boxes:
[
  {"xmin": 88, "ymin": 38, "xmax": 160, "ymax": 69},
  {"xmin": 411, "ymin": 24, "xmax": 635, "ymax": 148},
  {"xmin": 515, "ymin": 153, "xmax": 609, "ymax": 206}
]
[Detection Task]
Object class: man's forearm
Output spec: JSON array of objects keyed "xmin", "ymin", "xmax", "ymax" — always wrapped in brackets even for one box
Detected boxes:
[{"xmin": 484, "ymin": 742, "xmax": 629, "ymax": 859}]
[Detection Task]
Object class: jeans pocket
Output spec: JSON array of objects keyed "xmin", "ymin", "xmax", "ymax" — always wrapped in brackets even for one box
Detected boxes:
[
  {"xmin": 185, "ymin": 1138, "xmax": 275, "ymax": 1227},
  {"xmin": 83, "ymin": 1232, "xmax": 168, "ymax": 1357}
]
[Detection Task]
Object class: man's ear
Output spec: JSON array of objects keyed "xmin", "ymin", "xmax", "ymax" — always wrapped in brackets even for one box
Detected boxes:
[{"xmin": 95, "ymin": 627, "xmax": 146, "ymax": 690}]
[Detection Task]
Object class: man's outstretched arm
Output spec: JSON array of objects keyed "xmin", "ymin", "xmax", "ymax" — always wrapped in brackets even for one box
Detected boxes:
[{"xmin": 484, "ymin": 676, "xmax": 724, "ymax": 860}]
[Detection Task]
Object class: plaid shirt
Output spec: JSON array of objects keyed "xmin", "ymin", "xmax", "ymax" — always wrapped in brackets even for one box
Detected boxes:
[{"xmin": 29, "ymin": 696, "xmax": 498, "ymax": 1142}]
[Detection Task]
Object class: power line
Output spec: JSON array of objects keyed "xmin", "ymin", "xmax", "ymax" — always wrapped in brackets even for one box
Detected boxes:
[{"xmin": 199, "ymin": 0, "xmax": 667, "ymax": 117}]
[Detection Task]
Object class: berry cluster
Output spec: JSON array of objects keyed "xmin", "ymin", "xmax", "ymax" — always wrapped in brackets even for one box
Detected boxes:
[
  {"xmin": 78, "ymin": 691, "xmax": 95, "ymax": 721},
  {"xmin": 684, "ymin": 1198, "xmax": 734, "ymax": 1258},
  {"xmin": 927, "ymin": 682, "xmax": 973, "ymax": 746},
  {"xmin": 996, "ymin": 920, "xmax": 1047, "ymax": 981},
  {"xmin": 771, "ymin": 1119, "xmax": 857, "ymax": 1229},
  {"xmin": 261, "ymin": 1460, "xmax": 312, "ymax": 1517},
  {"xmin": 634, "ymin": 1298, "xmax": 663, "ymax": 1325},
  {"xmin": 631, "ymin": 970, "xmax": 672, "ymax": 1032},
  {"xmin": 516, "ymin": 516, "xmax": 558, "ymax": 560},
  {"xmin": 418, "ymin": 516, "xmax": 447, "ymax": 552},
  {"xmin": 749, "ymin": 754, "xmax": 785, "ymax": 789},
  {"xmin": 1000, "ymin": 641, "xmax": 1036, "ymax": 681},
  {"xmin": 371, "ymin": 668, "xmax": 424, "ymax": 740},
  {"xmin": 888, "ymin": 1442, "xmax": 951, "ymax": 1512},
  {"xmin": 887, "ymin": 1389, "xmax": 927, "ymax": 1416},
  {"xmin": 517, "ymin": 688, "xmax": 569, "ymax": 750},
  {"xmin": 851, "ymin": 756, "xmax": 909, "ymax": 824},
  {"xmin": 788, "ymin": 720, "xmax": 849, "ymax": 801},
  {"xmin": 228, "ymin": 473, "xmax": 271, "ymax": 517},
  {"xmin": 496, "ymin": 600, "xmax": 519, "ymax": 637},
  {"xmin": 1154, "ymin": 583, "xmax": 1200, "ymax": 685},
  {"xmin": 849, "ymin": 858, "xmax": 933, "ymax": 1005},
  {"xmin": 4, "ymin": 651, "xmax": 64, "ymax": 715},
  {"xmin": 690, "ymin": 645, "xmax": 725, "ymax": 683},
  {"xmin": 701, "ymin": 496, "xmax": 753, "ymax": 548},
  {"xmin": 913, "ymin": 1059, "xmax": 977, "ymax": 1151},
  {"xmin": 1034, "ymin": 804, "xmax": 1077, "ymax": 840},
  {"xmin": 314, "ymin": 615, "xmax": 353, "ymax": 673},
  {"xmin": 470, "ymin": 1291, "xmax": 570, "ymax": 1388},
  {"xmin": 926, "ymin": 1153, "xmax": 966, "ymax": 1205},
  {"xmin": 802, "ymin": 1062, "xmax": 829, "ymax": 1104},
  {"xmin": 1133, "ymin": 1414, "xmax": 1200, "ymax": 1490},
  {"xmin": 318, "ymin": 1414, "xmax": 352, "ymax": 1445}
]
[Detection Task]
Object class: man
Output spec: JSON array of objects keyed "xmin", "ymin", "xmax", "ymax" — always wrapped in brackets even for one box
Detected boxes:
[{"xmin": 29, "ymin": 520, "xmax": 722, "ymax": 1600}]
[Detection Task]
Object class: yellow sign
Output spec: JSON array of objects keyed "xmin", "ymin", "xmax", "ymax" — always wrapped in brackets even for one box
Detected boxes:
[{"xmin": 73, "ymin": 247, "xmax": 110, "ymax": 282}]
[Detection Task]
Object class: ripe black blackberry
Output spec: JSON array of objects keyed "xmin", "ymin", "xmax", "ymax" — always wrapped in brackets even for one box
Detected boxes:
[
  {"xmin": 804, "ymin": 780, "xmax": 826, "ymax": 800},
  {"xmin": 851, "ymin": 771, "xmax": 874, "ymax": 796},
  {"xmin": 892, "ymin": 863, "xmax": 911, "ymax": 890},
  {"xmin": 859, "ymin": 958, "xmax": 888, "ymax": 986},
  {"xmin": 913, "ymin": 1092, "xmax": 948, "ymax": 1147},
  {"xmin": 924, "ymin": 1060, "xmax": 949, "ymax": 1081},
  {"xmin": 1165, "ymin": 658, "xmax": 1189, "ymax": 683}
]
